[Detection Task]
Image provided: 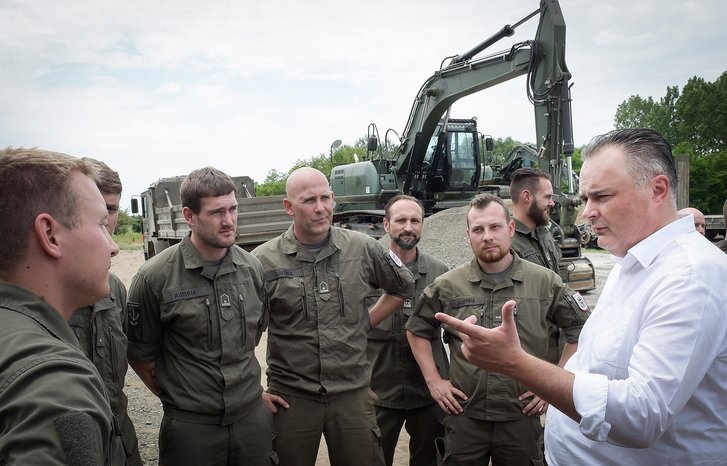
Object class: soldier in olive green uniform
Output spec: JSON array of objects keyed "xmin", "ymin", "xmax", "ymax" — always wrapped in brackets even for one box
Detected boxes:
[
  {"xmin": 510, "ymin": 168, "xmax": 572, "ymax": 365},
  {"xmin": 511, "ymin": 218, "xmax": 561, "ymax": 273},
  {"xmin": 70, "ymin": 274, "xmax": 141, "ymax": 465},
  {"xmin": 510, "ymin": 167, "xmax": 562, "ymax": 272},
  {"xmin": 127, "ymin": 167, "xmax": 279, "ymax": 466},
  {"xmin": 367, "ymin": 195, "xmax": 449, "ymax": 466},
  {"xmin": 252, "ymin": 168, "xmax": 414, "ymax": 466},
  {"xmin": 407, "ymin": 194, "xmax": 589, "ymax": 466},
  {"xmin": 70, "ymin": 157, "xmax": 141, "ymax": 465},
  {"xmin": 0, "ymin": 148, "xmax": 125, "ymax": 465}
]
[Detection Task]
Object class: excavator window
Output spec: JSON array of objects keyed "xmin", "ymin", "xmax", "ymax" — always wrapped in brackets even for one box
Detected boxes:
[{"xmin": 450, "ymin": 131, "xmax": 477, "ymax": 188}]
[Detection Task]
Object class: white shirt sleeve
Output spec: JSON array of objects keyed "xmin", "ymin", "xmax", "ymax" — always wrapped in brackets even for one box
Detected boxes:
[{"xmin": 573, "ymin": 270, "xmax": 726, "ymax": 448}]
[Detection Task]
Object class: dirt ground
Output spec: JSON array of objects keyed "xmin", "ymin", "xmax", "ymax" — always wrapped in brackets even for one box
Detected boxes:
[{"xmin": 111, "ymin": 248, "xmax": 614, "ymax": 465}]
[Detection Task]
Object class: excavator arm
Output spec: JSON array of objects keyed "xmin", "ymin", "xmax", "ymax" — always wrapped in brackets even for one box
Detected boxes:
[{"xmin": 396, "ymin": 0, "xmax": 573, "ymax": 202}]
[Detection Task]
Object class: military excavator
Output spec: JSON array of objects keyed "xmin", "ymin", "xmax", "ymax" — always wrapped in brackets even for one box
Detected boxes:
[{"xmin": 329, "ymin": 0, "xmax": 595, "ymax": 291}]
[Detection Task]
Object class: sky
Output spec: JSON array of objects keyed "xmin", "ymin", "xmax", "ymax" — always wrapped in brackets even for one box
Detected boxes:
[{"xmin": 1, "ymin": 0, "xmax": 725, "ymax": 211}]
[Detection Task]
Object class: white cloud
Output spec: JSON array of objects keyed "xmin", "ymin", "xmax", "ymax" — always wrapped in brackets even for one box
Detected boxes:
[{"xmin": 1, "ymin": 0, "xmax": 726, "ymax": 211}]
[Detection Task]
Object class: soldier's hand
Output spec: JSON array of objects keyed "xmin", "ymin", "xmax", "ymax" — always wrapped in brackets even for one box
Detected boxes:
[
  {"xmin": 262, "ymin": 391, "xmax": 289, "ymax": 414},
  {"xmin": 426, "ymin": 378, "xmax": 468, "ymax": 414},
  {"xmin": 519, "ymin": 390, "xmax": 548, "ymax": 416}
]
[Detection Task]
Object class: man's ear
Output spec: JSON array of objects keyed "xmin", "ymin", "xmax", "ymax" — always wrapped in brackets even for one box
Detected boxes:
[
  {"xmin": 34, "ymin": 213, "xmax": 62, "ymax": 259},
  {"xmin": 522, "ymin": 189, "xmax": 532, "ymax": 203},
  {"xmin": 182, "ymin": 206, "xmax": 195, "ymax": 226},
  {"xmin": 650, "ymin": 174, "xmax": 671, "ymax": 204},
  {"xmin": 283, "ymin": 198, "xmax": 294, "ymax": 217}
]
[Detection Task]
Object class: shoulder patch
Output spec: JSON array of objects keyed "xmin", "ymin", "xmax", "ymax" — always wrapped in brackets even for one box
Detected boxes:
[
  {"xmin": 572, "ymin": 292, "xmax": 588, "ymax": 311},
  {"xmin": 127, "ymin": 302, "xmax": 141, "ymax": 327},
  {"xmin": 388, "ymin": 249, "xmax": 403, "ymax": 267}
]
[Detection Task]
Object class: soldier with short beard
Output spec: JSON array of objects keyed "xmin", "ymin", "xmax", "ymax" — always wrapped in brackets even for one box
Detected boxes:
[
  {"xmin": 367, "ymin": 195, "xmax": 449, "ymax": 466},
  {"xmin": 407, "ymin": 193, "xmax": 589, "ymax": 466}
]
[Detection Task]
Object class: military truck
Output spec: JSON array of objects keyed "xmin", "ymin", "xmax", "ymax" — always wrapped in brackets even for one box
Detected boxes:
[
  {"xmin": 705, "ymin": 214, "xmax": 726, "ymax": 241},
  {"xmin": 131, "ymin": 175, "xmax": 290, "ymax": 259}
]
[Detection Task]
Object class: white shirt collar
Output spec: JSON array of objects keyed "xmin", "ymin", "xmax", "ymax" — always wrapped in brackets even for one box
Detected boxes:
[{"xmin": 614, "ymin": 215, "xmax": 694, "ymax": 271}]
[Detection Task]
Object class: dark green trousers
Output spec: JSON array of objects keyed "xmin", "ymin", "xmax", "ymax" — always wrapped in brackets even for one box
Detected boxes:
[
  {"xmin": 270, "ymin": 387, "xmax": 385, "ymax": 466},
  {"xmin": 375, "ymin": 404, "xmax": 443, "ymax": 466},
  {"xmin": 158, "ymin": 401, "xmax": 275, "ymax": 466},
  {"xmin": 438, "ymin": 414, "xmax": 543, "ymax": 466}
]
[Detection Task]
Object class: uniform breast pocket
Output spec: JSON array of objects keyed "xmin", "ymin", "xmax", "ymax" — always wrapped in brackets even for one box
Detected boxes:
[
  {"xmin": 221, "ymin": 281, "xmax": 263, "ymax": 353},
  {"xmin": 269, "ymin": 276, "xmax": 312, "ymax": 328},
  {"xmin": 161, "ymin": 291, "xmax": 214, "ymax": 348}
]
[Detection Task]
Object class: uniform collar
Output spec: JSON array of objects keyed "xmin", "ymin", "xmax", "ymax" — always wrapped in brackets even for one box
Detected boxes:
[
  {"xmin": 465, "ymin": 250, "xmax": 526, "ymax": 288},
  {"xmin": 0, "ymin": 280, "xmax": 80, "ymax": 346},
  {"xmin": 514, "ymin": 217, "xmax": 535, "ymax": 236},
  {"xmin": 179, "ymin": 233, "xmax": 247, "ymax": 277},
  {"xmin": 280, "ymin": 225, "xmax": 341, "ymax": 261}
]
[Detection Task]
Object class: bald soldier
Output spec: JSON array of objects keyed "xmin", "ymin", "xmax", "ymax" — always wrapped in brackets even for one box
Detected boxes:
[
  {"xmin": 678, "ymin": 207, "xmax": 706, "ymax": 235},
  {"xmin": 253, "ymin": 167, "xmax": 414, "ymax": 466}
]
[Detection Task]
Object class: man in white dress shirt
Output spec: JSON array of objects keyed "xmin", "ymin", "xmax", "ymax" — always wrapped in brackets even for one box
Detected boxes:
[{"xmin": 434, "ymin": 128, "xmax": 727, "ymax": 465}]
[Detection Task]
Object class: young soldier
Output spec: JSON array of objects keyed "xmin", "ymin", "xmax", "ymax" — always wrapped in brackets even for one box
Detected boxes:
[
  {"xmin": 438, "ymin": 129, "xmax": 727, "ymax": 464},
  {"xmin": 367, "ymin": 195, "xmax": 449, "ymax": 466},
  {"xmin": 127, "ymin": 167, "xmax": 280, "ymax": 465},
  {"xmin": 0, "ymin": 147, "xmax": 125, "ymax": 464},
  {"xmin": 69, "ymin": 158, "xmax": 141, "ymax": 465},
  {"xmin": 407, "ymin": 193, "xmax": 588, "ymax": 465}
]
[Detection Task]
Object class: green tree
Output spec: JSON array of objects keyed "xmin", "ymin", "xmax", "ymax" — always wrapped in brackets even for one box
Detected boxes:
[
  {"xmin": 614, "ymin": 95, "xmax": 658, "ymax": 129},
  {"xmin": 613, "ymin": 72, "xmax": 727, "ymax": 213},
  {"xmin": 676, "ymin": 73, "xmax": 727, "ymax": 154},
  {"xmin": 255, "ymin": 169, "xmax": 287, "ymax": 196},
  {"xmin": 689, "ymin": 150, "xmax": 727, "ymax": 214},
  {"xmin": 116, "ymin": 210, "xmax": 132, "ymax": 235},
  {"xmin": 254, "ymin": 144, "xmax": 361, "ymax": 195},
  {"xmin": 485, "ymin": 137, "xmax": 526, "ymax": 168},
  {"xmin": 614, "ymin": 86, "xmax": 679, "ymax": 143}
]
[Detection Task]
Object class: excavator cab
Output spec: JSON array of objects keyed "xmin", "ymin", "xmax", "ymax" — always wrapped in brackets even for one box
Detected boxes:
[{"xmin": 421, "ymin": 119, "xmax": 481, "ymax": 201}]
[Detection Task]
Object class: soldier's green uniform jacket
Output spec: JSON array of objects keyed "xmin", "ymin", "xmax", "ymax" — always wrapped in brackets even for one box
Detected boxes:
[
  {"xmin": 252, "ymin": 226, "xmax": 414, "ymax": 398},
  {"xmin": 367, "ymin": 251, "xmax": 449, "ymax": 409},
  {"xmin": 406, "ymin": 253, "xmax": 589, "ymax": 421},
  {"xmin": 126, "ymin": 234, "xmax": 268, "ymax": 425},
  {"xmin": 70, "ymin": 273, "xmax": 141, "ymax": 465},
  {"xmin": 512, "ymin": 217, "xmax": 571, "ymax": 363},
  {"xmin": 0, "ymin": 281, "xmax": 125, "ymax": 465},
  {"xmin": 512, "ymin": 218, "xmax": 561, "ymax": 273}
]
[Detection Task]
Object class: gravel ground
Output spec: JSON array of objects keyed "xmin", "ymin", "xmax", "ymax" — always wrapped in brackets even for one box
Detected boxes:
[{"xmin": 111, "ymin": 209, "xmax": 614, "ymax": 465}]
